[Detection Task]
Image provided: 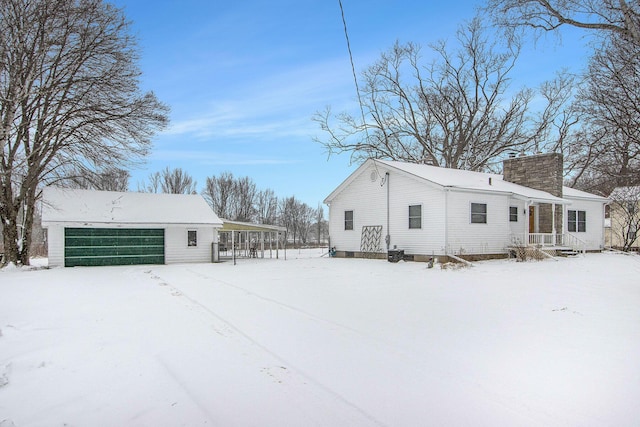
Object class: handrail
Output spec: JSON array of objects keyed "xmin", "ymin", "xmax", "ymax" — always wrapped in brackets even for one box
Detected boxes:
[
  {"xmin": 562, "ymin": 233, "xmax": 586, "ymax": 254},
  {"xmin": 509, "ymin": 233, "xmax": 586, "ymax": 254}
]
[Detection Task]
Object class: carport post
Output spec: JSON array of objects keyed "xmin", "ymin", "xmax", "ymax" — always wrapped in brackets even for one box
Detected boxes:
[
  {"xmin": 232, "ymin": 230, "xmax": 236, "ymax": 266},
  {"xmin": 260, "ymin": 231, "xmax": 265, "ymax": 258}
]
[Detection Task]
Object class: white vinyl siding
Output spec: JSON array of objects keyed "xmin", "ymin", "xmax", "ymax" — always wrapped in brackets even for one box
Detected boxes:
[
  {"xmin": 46, "ymin": 225, "xmax": 65, "ymax": 268},
  {"xmin": 165, "ymin": 226, "xmax": 214, "ymax": 263},
  {"xmin": 446, "ymin": 192, "xmax": 510, "ymax": 255},
  {"xmin": 508, "ymin": 200, "xmax": 526, "ymax": 236},
  {"xmin": 328, "ymin": 166, "xmax": 447, "ymax": 254},
  {"xmin": 564, "ymin": 198, "xmax": 606, "ymax": 251}
]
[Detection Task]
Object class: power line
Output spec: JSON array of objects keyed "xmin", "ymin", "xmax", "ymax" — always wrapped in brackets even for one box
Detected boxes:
[{"xmin": 338, "ymin": 0, "xmax": 384, "ymax": 184}]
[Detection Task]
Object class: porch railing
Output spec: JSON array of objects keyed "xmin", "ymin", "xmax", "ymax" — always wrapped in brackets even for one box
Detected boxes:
[{"xmin": 510, "ymin": 233, "xmax": 586, "ymax": 254}]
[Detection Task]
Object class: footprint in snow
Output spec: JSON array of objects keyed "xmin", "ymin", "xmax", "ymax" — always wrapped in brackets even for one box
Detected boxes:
[{"xmin": 0, "ymin": 363, "xmax": 11, "ymax": 388}]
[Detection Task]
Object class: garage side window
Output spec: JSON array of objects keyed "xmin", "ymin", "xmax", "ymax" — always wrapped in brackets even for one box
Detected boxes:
[{"xmin": 188, "ymin": 230, "xmax": 197, "ymax": 246}]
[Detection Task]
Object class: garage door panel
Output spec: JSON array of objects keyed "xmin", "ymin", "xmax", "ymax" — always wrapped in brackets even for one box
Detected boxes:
[
  {"xmin": 65, "ymin": 245, "xmax": 164, "ymax": 258},
  {"xmin": 64, "ymin": 228, "xmax": 165, "ymax": 267},
  {"xmin": 65, "ymin": 254, "xmax": 165, "ymax": 267}
]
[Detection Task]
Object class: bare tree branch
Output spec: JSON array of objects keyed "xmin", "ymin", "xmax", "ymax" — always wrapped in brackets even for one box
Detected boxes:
[
  {"xmin": 0, "ymin": 0, "xmax": 168, "ymax": 265},
  {"xmin": 313, "ymin": 17, "xmax": 574, "ymax": 171}
]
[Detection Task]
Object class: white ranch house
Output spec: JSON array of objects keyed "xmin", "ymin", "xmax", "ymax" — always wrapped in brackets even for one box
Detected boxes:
[
  {"xmin": 324, "ymin": 154, "xmax": 608, "ymax": 261},
  {"xmin": 42, "ymin": 188, "xmax": 223, "ymax": 267}
]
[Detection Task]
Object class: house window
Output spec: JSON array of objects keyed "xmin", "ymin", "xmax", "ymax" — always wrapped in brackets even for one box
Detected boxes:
[
  {"xmin": 409, "ymin": 205, "xmax": 422, "ymax": 229},
  {"xmin": 344, "ymin": 210, "xmax": 354, "ymax": 230},
  {"xmin": 471, "ymin": 203, "xmax": 487, "ymax": 224},
  {"xmin": 509, "ymin": 206, "xmax": 518, "ymax": 222},
  {"xmin": 568, "ymin": 210, "xmax": 586, "ymax": 232},
  {"xmin": 188, "ymin": 230, "xmax": 197, "ymax": 246}
]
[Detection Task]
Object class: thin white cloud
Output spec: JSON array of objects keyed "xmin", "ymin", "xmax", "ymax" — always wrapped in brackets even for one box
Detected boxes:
[
  {"xmin": 149, "ymin": 149, "xmax": 298, "ymax": 166},
  {"xmin": 162, "ymin": 55, "xmax": 368, "ymax": 142}
]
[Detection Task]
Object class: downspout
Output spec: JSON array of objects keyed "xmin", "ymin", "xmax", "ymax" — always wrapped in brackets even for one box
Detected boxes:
[
  {"xmin": 444, "ymin": 188, "xmax": 449, "ymax": 255},
  {"xmin": 385, "ymin": 172, "xmax": 390, "ymax": 251}
]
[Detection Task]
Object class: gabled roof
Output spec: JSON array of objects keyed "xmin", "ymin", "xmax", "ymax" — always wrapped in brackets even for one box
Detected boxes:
[
  {"xmin": 325, "ymin": 159, "xmax": 569, "ymax": 204},
  {"xmin": 564, "ymin": 186, "xmax": 609, "ymax": 202},
  {"xmin": 42, "ymin": 187, "xmax": 223, "ymax": 227}
]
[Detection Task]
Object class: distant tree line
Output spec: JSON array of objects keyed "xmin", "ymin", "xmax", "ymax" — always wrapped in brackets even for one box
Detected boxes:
[{"xmin": 77, "ymin": 166, "xmax": 326, "ymax": 247}]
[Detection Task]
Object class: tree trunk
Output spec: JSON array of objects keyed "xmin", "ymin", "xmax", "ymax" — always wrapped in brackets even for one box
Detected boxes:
[
  {"xmin": 18, "ymin": 186, "xmax": 38, "ymax": 266},
  {"xmin": 1, "ymin": 209, "xmax": 20, "ymax": 266}
]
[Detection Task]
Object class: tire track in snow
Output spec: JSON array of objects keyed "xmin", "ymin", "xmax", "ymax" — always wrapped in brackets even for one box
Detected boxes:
[
  {"xmin": 149, "ymin": 267, "xmax": 569, "ymax": 426},
  {"xmin": 154, "ymin": 356, "xmax": 219, "ymax": 425},
  {"xmin": 147, "ymin": 268, "xmax": 388, "ymax": 427}
]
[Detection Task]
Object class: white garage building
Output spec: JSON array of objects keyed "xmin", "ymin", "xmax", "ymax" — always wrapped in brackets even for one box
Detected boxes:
[{"xmin": 42, "ymin": 187, "xmax": 223, "ymax": 267}]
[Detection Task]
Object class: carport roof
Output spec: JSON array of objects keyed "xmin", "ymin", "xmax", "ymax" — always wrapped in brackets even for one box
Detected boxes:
[
  {"xmin": 42, "ymin": 187, "xmax": 223, "ymax": 226},
  {"xmin": 220, "ymin": 219, "xmax": 286, "ymax": 232}
]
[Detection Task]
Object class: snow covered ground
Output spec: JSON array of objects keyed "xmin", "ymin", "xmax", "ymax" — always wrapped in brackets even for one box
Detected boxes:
[{"xmin": 1, "ymin": 250, "xmax": 639, "ymax": 426}]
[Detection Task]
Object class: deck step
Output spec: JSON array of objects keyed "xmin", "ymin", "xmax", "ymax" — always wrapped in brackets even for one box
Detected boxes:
[{"xmin": 556, "ymin": 248, "xmax": 579, "ymax": 257}]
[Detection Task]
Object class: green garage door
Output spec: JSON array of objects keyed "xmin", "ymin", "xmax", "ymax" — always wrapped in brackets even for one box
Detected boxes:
[{"xmin": 64, "ymin": 228, "xmax": 165, "ymax": 267}]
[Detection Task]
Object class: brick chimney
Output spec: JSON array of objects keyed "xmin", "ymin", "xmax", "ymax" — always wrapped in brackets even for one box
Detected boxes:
[
  {"xmin": 503, "ymin": 153, "xmax": 564, "ymax": 234},
  {"xmin": 503, "ymin": 152, "xmax": 563, "ymax": 198}
]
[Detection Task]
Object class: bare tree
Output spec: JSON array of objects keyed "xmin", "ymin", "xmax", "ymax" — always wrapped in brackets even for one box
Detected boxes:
[
  {"xmin": 202, "ymin": 171, "xmax": 235, "ymax": 219},
  {"xmin": 255, "ymin": 188, "xmax": 278, "ymax": 225},
  {"xmin": 159, "ymin": 167, "xmax": 197, "ymax": 194},
  {"xmin": 609, "ymin": 186, "xmax": 640, "ymax": 251},
  {"xmin": 297, "ymin": 203, "xmax": 315, "ymax": 245},
  {"xmin": 485, "ymin": 0, "xmax": 640, "ymax": 45},
  {"xmin": 138, "ymin": 171, "xmax": 162, "ymax": 193},
  {"xmin": 278, "ymin": 196, "xmax": 297, "ymax": 244},
  {"xmin": 314, "ymin": 18, "xmax": 572, "ymax": 171},
  {"xmin": 571, "ymin": 34, "xmax": 640, "ymax": 195},
  {"xmin": 138, "ymin": 167, "xmax": 196, "ymax": 194},
  {"xmin": 0, "ymin": 0, "xmax": 168, "ymax": 265},
  {"xmin": 68, "ymin": 167, "xmax": 130, "ymax": 191},
  {"xmin": 315, "ymin": 203, "xmax": 327, "ymax": 245},
  {"xmin": 276, "ymin": 196, "xmax": 317, "ymax": 246},
  {"xmin": 232, "ymin": 176, "xmax": 257, "ymax": 222}
]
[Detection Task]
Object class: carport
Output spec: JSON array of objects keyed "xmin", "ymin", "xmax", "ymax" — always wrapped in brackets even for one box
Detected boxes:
[{"xmin": 217, "ymin": 220, "xmax": 286, "ymax": 263}]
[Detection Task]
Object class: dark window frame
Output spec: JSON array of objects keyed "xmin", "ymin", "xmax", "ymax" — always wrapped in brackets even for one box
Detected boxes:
[
  {"xmin": 344, "ymin": 210, "xmax": 354, "ymax": 231},
  {"xmin": 568, "ymin": 210, "xmax": 586, "ymax": 232},
  {"xmin": 187, "ymin": 230, "xmax": 198, "ymax": 247},
  {"xmin": 509, "ymin": 206, "xmax": 518, "ymax": 222},
  {"xmin": 471, "ymin": 203, "xmax": 487, "ymax": 224}
]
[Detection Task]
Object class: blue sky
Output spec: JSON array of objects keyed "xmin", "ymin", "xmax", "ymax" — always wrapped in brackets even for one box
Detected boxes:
[{"xmin": 111, "ymin": 0, "xmax": 592, "ymax": 207}]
